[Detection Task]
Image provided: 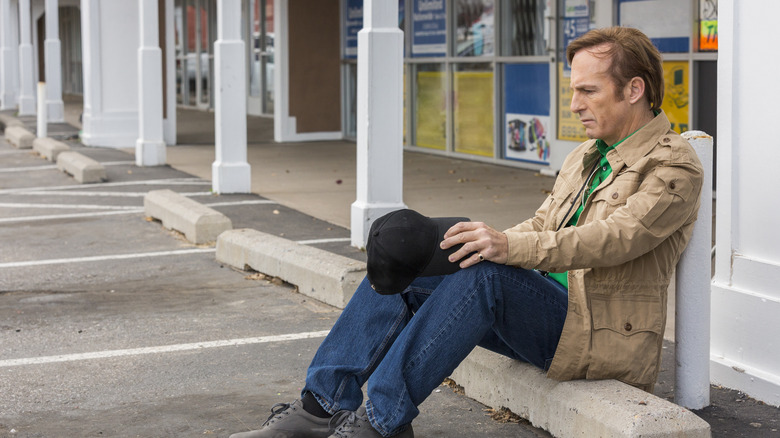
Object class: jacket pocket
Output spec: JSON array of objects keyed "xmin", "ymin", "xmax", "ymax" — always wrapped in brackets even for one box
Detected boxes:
[{"xmin": 586, "ymin": 294, "xmax": 663, "ymax": 386}]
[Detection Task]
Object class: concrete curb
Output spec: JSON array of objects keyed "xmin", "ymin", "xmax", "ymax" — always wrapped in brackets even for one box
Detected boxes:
[
  {"xmin": 0, "ymin": 113, "xmax": 24, "ymax": 129},
  {"xmin": 33, "ymin": 137, "xmax": 71, "ymax": 161},
  {"xmin": 215, "ymin": 228, "xmax": 366, "ymax": 309},
  {"xmin": 450, "ymin": 347, "xmax": 711, "ymax": 438},
  {"xmin": 56, "ymin": 151, "xmax": 107, "ymax": 183},
  {"xmin": 144, "ymin": 189, "xmax": 232, "ymax": 244},
  {"xmin": 5, "ymin": 125, "xmax": 35, "ymax": 149}
]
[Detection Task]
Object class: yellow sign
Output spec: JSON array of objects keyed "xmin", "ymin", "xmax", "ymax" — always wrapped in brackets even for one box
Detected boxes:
[
  {"xmin": 557, "ymin": 63, "xmax": 587, "ymax": 142},
  {"xmin": 661, "ymin": 61, "xmax": 689, "ymax": 134},
  {"xmin": 454, "ymin": 71, "xmax": 494, "ymax": 157}
]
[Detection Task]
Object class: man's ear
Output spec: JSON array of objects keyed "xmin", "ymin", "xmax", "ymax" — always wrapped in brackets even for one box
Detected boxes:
[{"xmin": 627, "ymin": 76, "xmax": 646, "ymax": 104}]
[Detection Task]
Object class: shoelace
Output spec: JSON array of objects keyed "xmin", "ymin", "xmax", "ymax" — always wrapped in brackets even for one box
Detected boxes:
[
  {"xmin": 262, "ymin": 402, "xmax": 292, "ymax": 426},
  {"xmin": 331, "ymin": 410, "xmax": 365, "ymax": 437},
  {"xmin": 328, "ymin": 409, "xmax": 352, "ymax": 433}
]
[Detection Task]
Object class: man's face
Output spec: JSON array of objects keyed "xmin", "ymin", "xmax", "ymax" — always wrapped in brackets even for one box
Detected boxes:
[{"xmin": 569, "ymin": 45, "xmax": 633, "ymax": 146}]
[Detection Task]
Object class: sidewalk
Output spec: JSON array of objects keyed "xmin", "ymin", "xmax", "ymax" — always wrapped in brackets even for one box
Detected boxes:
[{"xmin": 17, "ymin": 100, "xmax": 780, "ymax": 436}]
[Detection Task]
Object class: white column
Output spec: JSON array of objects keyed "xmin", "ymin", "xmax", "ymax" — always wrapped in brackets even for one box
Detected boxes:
[
  {"xmin": 675, "ymin": 131, "xmax": 713, "ymax": 410},
  {"xmin": 212, "ymin": 0, "xmax": 250, "ymax": 193},
  {"xmin": 44, "ymin": 0, "xmax": 64, "ymax": 122},
  {"xmin": 350, "ymin": 0, "xmax": 405, "ymax": 248},
  {"xmin": 37, "ymin": 81, "xmax": 46, "ymax": 137},
  {"xmin": 0, "ymin": 0, "xmax": 18, "ymax": 110},
  {"xmin": 17, "ymin": 0, "xmax": 35, "ymax": 115},
  {"xmin": 136, "ymin": 0, "xmax": 166, "ymax": 166}
]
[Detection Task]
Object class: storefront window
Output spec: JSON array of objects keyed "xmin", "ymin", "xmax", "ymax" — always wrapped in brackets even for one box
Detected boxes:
[
  {"xmin": 453, "ymin": 63, "xmax": 493, "ymax": 157},
  {"xmin": 455, "ymin": 0, "xmax": 495, "ymax": 57},
  {"xmin": 414, "ymin": 63, "xmax": 447, "ymax": 150},
  {"xmin": 698, "ymin": 0, "xmax": 717, "ymax": 51},
  {"xmin": 499, "ymin": 0, "xmax": 549, "ymax": 56}
]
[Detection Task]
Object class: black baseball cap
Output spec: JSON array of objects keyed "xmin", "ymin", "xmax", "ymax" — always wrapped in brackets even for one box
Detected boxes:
[{"xmin": 366, "ymin": 209, "xmax": 470, "ymax": 295}]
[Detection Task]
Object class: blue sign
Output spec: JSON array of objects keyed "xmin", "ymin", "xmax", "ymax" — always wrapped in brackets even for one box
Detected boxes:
[
  {"xmin": 412, "ymin": 0, "xmax": 446, "ymax": 57},
  {"xmin": 344, "ymin": 0, "xmax": 363, "ymax": 59}
]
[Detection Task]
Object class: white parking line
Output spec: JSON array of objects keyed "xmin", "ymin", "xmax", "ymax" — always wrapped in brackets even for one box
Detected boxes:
[
  {"xmin": 0, "ymin": 330, "xmax": 330, "ymax": 368},
  {"xmin": 0, "ymin": 209, "xmax": 144, "ymax": 224},
  {"xmin": 0, "ymin": 202, "xmax": 141, "ymax": 210},
  {"xmin": 296, "ymin": 238, "xmax": 352, "ymax": 245},
  {"xmin": 0, "ymin": 248, "xmax": 216, "ymax": 269},
  {"xmin": 0, "ymin": 161, "xmax": 136, "ymax": 173},
  {"xmin": 18, "ymin": 190, "xmax": 213, "ymax": 198},
  {"xmin": 0, "ymin": 178, "xmax": 209, "ymax": 195}
]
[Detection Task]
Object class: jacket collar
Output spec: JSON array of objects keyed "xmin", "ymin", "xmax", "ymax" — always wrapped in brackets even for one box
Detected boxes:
[{"xmin": 581, "ymin": 110, "xmax": 672, "ymax": 173}]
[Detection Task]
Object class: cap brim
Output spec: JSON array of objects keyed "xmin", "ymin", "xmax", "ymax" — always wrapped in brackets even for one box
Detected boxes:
[{"xmin": 418, "ymin": 216, "xmax": 470, "ymax": 277}]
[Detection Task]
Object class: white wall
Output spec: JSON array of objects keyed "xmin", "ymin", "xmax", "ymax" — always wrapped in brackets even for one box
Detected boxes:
[{"xmin": 712, "ymin": 0, "xmax": 780, "ymax": 407}]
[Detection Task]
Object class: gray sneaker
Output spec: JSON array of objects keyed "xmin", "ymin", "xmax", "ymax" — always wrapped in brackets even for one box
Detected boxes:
[
  {"xmin": 230, "ymin": 398, "xmax": 348, "ymax": 438},
  {"xmin": 329, "ymin": 406, "xmax": 414, "ymax": 438}
]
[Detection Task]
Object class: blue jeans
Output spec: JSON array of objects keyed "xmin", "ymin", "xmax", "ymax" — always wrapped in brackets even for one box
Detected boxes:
[{"xmin": 303, "ymin": 263, "xmax": 568, "ymax": 437}]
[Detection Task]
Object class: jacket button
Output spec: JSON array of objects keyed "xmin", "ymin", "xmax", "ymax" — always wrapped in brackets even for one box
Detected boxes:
[
  {"xmin": 624, "ymin": 323, "xmax": 633, "ymax": 332},
  {"xmin": 612, "ymin": 192, "xmax": 619, "ymax": 199},
  {"xmin": 662, "ymin": 137, "xmax": 671, "ymax": 143},
  {"xmin": 669, "ymin": 181, "xmax": 676, "ymax": 190}
]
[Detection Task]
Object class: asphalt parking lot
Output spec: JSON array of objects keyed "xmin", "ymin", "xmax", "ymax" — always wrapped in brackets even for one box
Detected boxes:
[{"xmin": 0, "ymin": 124, "xmax": 553, "ymax": 437}]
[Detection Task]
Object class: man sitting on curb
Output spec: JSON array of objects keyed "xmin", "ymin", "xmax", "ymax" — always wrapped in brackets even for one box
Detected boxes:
[{"xmin": 230, "ymin": 26, "xmax": 703, "ymax": 438}]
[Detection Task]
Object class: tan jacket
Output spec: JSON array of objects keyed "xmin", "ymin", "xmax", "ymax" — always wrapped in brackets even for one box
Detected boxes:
[{"xmin": 503, "ymin": 111, "xmax": 703, "ymax": 390}]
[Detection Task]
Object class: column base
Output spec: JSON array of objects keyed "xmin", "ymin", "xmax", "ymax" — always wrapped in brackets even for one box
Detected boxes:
[
  {"xmin": 135, "ymin": 139, "xmax": 167, "ymax": 166},
  {"xmin": 212, "ymin": 161, "xmax": 251, "ymax": 194},
  {"xmin": 350, "ymin": 200, "xmax": 406, "ymax": 249}
]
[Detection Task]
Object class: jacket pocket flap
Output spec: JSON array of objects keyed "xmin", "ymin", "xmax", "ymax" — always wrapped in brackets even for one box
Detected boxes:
[{"xmin": 590, "ymin": 295, "xmax": 663, "ymax": 336}]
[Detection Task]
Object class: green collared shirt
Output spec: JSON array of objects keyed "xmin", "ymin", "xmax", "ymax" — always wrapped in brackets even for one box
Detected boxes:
[{"xmin": 547, "ymin": 137, "xmax": 624, "ymax": 289}]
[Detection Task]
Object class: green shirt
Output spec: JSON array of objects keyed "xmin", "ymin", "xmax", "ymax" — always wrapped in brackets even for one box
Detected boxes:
[{"xmin": 546, "ymin": 138, "xmax": 620, "ymax": 289}]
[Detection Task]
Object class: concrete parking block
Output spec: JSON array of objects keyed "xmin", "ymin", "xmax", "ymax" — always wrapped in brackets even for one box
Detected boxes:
[
  {"xmin": 216, "ymin": 228, "xmax": 366, "ymax": 308},
  {"xmin": 56, "ymin": 151, "xmax": 107, "ymax": 183},
  {"xmin": 450, "ymin": 347, "xmax": 711, "ymax": 438},
  {"xmin": 0, "ymin": 113, "xmax": 25, "ymax": 128},
  {"xmin": 144, "ymin": 189, "xmax": 232, "ymax": 244},
  {"xmin": 5, "ymin": 125, "xmax": 35, "ymax": 149},
  {"xmin": 33, "ymin": 137, "xmax": 71, "ymax": 161}
]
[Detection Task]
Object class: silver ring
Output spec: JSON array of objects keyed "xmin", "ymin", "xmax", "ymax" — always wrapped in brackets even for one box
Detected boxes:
[{"xmin": 478, "ymin": 253, "xmax": 484, "ymax": 262}]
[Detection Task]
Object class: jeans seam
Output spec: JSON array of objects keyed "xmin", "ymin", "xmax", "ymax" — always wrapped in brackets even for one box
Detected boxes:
[{"xmin": 331, "ymin": 299, "xmax": 408, "ymax": 410}]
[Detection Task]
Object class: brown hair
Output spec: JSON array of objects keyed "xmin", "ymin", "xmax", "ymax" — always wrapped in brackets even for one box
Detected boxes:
[{"xmin": 566, "ymin": 26, "xmax": 664, "ymax": 111}]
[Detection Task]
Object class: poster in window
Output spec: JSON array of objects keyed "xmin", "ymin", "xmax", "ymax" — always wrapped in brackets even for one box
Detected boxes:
[
  {"xmin": 562, "ymin": 0, "xmax": 589, "ymax": 76},
  {"xmin": 344, "ymin": 0, "xmax": 362, "ymax": 59},
  {"xmin": 412, "ymin": 0, "xmax": 446, "ymax": 57},
  {"xmin": 661, "ymin": 61, "xmax": 689, "ymax": 134},
  {"xmin": 618, "ymin": 0, "xmax": 690, "ymax": 53},
  {"xmin": 505, "ymin": 63, "xmax": 551, "ymax": 164}
]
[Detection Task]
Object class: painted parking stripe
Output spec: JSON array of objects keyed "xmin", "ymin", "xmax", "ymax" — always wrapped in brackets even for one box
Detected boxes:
[
  {"xmin": 0, "ymin": 178, "xmax": 209, "ymax": 195},
  {"xmin": 0, "ymin": 248, "xmax": 216, "ymax": 269},
  {"xmin": 0, "ymin": 160, "xmax": 136, "ymax": 173},
  {"xmin": 296, "ymin": 238, "xmax": 352, "ymax": 245},
  {"xmin": 0, "ymin": 330, "xmax": 330, "ymax": 368},
  {"xmin": 0, "ymin": 200, "xmax": 278, "ymax": 224},
  {"xmin": 18, "ymin": 190, "xmax": 213, "ymax": 198},
  {"xmin": 0, "ymin": 202, "xmax": 141, "ymax": 210},
  {"xmin": 0, "ymin": 209, "xmax": 144, "ymax": 224}
]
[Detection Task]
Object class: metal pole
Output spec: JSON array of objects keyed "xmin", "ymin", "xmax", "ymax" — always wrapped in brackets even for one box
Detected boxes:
[
  {"xmin": 37, "ymin": 81, "xmax": 46, "ymax": 138},
  {"xmin": 675, "ymin": 130, "xmax": 714, "ymax": 409}
]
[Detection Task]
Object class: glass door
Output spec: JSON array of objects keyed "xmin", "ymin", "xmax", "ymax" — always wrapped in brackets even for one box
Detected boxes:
[
  {"xmin": 247, "ymin": 0, "xmax": 274, "ymax": 115},
  {"xmin": 175, "ymin": 0, "xmax": 215, "ymax": 109}
]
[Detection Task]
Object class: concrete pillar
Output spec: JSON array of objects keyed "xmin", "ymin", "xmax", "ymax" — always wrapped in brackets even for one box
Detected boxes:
[
  {"xmin": 350, "ymin": 0, "xmax": 405, "ymax": 248},
  {"xmin": 0, "ymin": 0, "xmax": 18, "ymax": 110},
  {"xmin": 212, "ymin": 0, "xmax": 250, "ymax": 193},
  {"xmin": 675, "ymin": 131, "xmax": 713, "ymax": 410},
  {"xmin": 17, "ymin": 0, "xmax": 35, "ymax": 115},
  {"xmin": 44, "ymin": 0, "xmax": 64, "ymax": 122},
  {"xmin": 136, "ymin": 0, "xmax": 166, "ymax": 166}
]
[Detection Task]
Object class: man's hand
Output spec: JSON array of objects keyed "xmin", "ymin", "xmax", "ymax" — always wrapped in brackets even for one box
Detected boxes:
[{"xmin": 441, "ymin": 222, "xmax": 509, "ymax": 269}]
